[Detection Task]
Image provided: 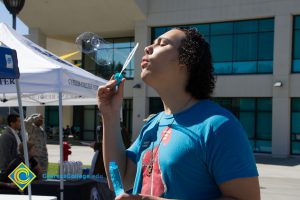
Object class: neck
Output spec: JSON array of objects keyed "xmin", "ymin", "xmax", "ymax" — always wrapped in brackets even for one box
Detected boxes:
[
  {"xmin": 9, "ymin": 126, "xmax": 17, "ymax": 131},
  {"xmin": 158, "ymin": 89, "xmax": 197, "ymax": 114}
]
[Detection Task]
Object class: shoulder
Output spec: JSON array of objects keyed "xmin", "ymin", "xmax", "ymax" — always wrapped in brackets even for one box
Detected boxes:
[{"xmin": 0, "ymin": 129, "xmax": 15, "ymax": 140}]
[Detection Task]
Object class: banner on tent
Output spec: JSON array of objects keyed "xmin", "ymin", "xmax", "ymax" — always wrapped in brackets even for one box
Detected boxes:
[{"xmin": 0, "ymin": 46, "xmax": 20, "ymax": 79}]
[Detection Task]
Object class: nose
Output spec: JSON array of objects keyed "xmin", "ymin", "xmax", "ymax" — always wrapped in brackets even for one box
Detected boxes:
[{"xmin": 144, "ymin": 45, "xmax": 153, "ymax": 55}]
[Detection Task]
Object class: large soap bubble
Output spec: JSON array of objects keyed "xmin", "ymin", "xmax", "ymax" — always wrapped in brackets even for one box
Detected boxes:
[{"xmin": 76, "ymin": 32, "xmax": 113, "ymax": 66}]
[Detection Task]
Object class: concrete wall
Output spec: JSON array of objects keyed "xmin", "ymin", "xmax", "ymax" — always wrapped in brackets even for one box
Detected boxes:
[{"xmin": 46, "ymin": 38, "xmax": 81, "ymax": 63}]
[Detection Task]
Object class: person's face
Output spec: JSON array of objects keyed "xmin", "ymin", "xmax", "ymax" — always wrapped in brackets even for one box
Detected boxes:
[
  {"xmin": 140, "ymin": 29, "xmax": 187, "ymax": 89},
  {"xmin": 35, "ymin": 115, "xmax": 44, "ymax": 127},
  {"xmin": 11, "ymin": 117, "xmax": 21, "ymax": 130}
]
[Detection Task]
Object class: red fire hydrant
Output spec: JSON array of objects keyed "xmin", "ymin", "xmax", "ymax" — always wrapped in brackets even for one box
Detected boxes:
[{"xmin": 63, "ymin": 141, "xmax": 72, "ymax": 161}]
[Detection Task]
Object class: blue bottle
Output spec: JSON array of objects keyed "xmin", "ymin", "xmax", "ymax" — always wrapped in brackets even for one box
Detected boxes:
[{"xmin": 109, "ymin": 161, "xmax": 124, "ymax": 196}]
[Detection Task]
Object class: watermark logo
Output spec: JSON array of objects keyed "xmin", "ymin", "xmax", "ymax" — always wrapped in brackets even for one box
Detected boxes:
[{"xmin": 8, "ymin": 162, "xmax": 36, "ymax": 190}]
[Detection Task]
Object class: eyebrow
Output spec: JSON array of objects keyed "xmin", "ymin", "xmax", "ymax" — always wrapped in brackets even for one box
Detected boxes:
[{"xmin": 153, "ymin": 37, "xmax": 174, "ymax": 45}]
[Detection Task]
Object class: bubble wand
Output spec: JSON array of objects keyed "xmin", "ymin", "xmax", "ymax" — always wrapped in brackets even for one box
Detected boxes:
[{"xmin": 114, "ymin": 43, "xmax": 139, "ymax": 86}]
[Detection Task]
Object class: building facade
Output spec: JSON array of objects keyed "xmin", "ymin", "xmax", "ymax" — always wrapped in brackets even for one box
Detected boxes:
[{"xmin": 9, "ymin": 0, "xmax": 300, "ymax": 157}]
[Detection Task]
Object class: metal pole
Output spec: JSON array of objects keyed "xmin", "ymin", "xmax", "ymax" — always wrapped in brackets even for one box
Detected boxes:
[
  {"xmin": 16, "ymin": 79, "xmax": 32, "ymax": 200},
  {"xmin": 12, "ymin": 12, "xmax": 32, "ymax": 200},
  {"xmin": 59, "ymin": 92, "xmax": 64, "ymax": 200}
]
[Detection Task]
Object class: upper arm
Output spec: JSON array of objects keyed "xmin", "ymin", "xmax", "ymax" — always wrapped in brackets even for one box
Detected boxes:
[
  {"xmin": 219, "ymin": 177, "xmax": 260, "ymax": 200},
  {"xmin": 123, "ymin": 156, "xmax": 137, "ymax": 191}
]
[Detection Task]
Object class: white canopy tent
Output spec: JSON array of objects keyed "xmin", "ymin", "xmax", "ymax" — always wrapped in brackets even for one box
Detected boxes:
[
  {"xmin": 0, "ymin": 22, "xmax": 106, "ymax": 106},
  {"xmin": 0, "ymin": 23, "xmax": 107, "ymax": 199}
]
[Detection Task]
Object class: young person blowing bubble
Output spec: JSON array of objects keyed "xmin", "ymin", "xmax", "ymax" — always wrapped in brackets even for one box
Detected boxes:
[{"xmin": 97, "ymin": 28, "xmax": 260, "ymax": 200}]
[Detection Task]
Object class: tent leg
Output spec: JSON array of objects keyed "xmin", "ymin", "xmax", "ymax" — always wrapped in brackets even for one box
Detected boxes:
[
  {"xmin": 59, "ymin": 92, "xmax": 64, "ymax": 200},
  {"xmin": 16, "ymin": 79, "xmax": 32, "ymax": 200}
]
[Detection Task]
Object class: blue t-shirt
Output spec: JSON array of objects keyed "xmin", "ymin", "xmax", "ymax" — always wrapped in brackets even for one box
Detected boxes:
[{"xmin": 127, "ymin": 99, "xmax": 258, "ymax": 199}]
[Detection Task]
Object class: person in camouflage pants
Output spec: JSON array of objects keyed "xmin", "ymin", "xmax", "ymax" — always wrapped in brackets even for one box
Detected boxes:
[{"xmin": 25, "ymin": 113, "xmax": 48, "ymax": 175}]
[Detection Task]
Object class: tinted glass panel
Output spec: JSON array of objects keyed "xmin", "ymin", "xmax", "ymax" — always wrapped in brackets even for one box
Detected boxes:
[
  {"xmin": 258, "ymin": 32, "xmax": 274, "ymax": 60},
  {"xmin": 240, "ymin": 112, "xmax": 255, "ymax": 138},
  {"xmin": 291, "ymin": 142, "xmax": 300, "ymax": 154},
  {"xmin": 256, "ymin": 140, "xmax": 272, "ymax": 153},
  {"xmin": 213, "ymin": 62, "xmax": 232, "ymax": 74},
  {"xmin": 292, "ymin": 99, "xmax": 300, "ymax": 110},
  {"xmin": 258, "ymin": 61, "xmax": 273, "ymax": 73},
  {"xmin": 234, "ymin": 34, "xmax": 258, "ymax": 61},
  {"xmin": 211, "ymin": 35, "xmax": 233, "ymax": 62},
  {"xmin": 259, "ymin": 19, "xmax": 274, "ymax": 32},
  {"xmin": 152, "ymin": 18, "xmax": 274, "ymax": 75},
  {"xmin": 234, "ymin": 20, "xmax": 258, "ymax": 33},
  {"xmin": 295, "ymin": 16, "xmax": 300, "ymax": 29},
  {"xmin": 292, "ymin": 113, "xmax": 300, "ymax": 133},
  {"xmin": 210, "ymin": 22, "xmax": 233, "ymax": 35},
  {"xmin": 293, "ymin": 30, "xmax": 300, "ymax": 59},
  {"xmin": 240, "ymin": 98, "xmax": 255, "ymax": 111},
  {"xmin": 232, "ymin": 61, "xmax": 257, "ymax": 73},
  {"xmin": 194, "ymin": 24, "xmax": 210, "ymax": 36},
  {"xmin": 258, "ymin": 98, "xmax": 272, "ymax": 111},
  {"xmin": 293, "ymin": 60, "xmax": 300, "ymax": 72},
  {"xmin": 257, "ymin": 112, "xmax": 272, "ymax": 139}
]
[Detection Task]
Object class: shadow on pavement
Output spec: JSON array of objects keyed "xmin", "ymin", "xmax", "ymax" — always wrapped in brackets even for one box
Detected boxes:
[{"xmin": 255, "ymin": 155, "xmax": 300, "ymax": 167}]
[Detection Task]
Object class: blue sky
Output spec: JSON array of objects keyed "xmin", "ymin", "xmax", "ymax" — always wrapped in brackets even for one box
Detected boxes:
[{"xmin": 0, "ymin": 1, "xmax": 28, "ymax": 35}]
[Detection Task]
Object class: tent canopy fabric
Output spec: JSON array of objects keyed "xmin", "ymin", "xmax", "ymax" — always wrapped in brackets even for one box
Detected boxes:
[{"xmin": 0, "ymin": 22, "xmax": 107, "ymax": 106}]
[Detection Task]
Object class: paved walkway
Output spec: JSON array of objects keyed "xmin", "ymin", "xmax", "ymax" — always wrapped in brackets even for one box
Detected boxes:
[{"xmin": 47, "ymin": 144, "xmax": 300, "ymax": 199}]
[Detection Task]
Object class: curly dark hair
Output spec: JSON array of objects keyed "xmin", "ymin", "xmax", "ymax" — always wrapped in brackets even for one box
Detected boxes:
[{"xmin": 176, "ymin": 28, "xmax": 215, "ymax": 99}]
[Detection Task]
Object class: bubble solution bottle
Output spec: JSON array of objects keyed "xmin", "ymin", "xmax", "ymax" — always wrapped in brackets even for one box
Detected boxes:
[{"xmin": 109, "ymin": 161, "xmax": 124, "ymax": 196}]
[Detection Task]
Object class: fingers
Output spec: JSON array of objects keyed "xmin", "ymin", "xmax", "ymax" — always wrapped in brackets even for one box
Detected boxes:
[
  {"xmin": 116, "ymin": 78, "xmax": 126, "ymax": 98},
  {"xmin": 97, "ymin": 79, "xmax": 117, "ymax": 98}
]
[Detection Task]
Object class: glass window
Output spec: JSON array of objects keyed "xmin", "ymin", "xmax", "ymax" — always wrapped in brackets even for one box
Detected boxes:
[
  {"xmin": 214, "ymin": 98, "xmax": 272, "ymax": 153},
  {"xmin": 83, "ymin": 37, "xmax": 135, "ymax": 79},
  {"xmin": 258, "ymin": 32, "xmax": 274, "ymax": 60},
  {"xmin": 45, "ymin": 106, "xmax": 59, "ymax": 127},
  {"xmin": 210, "ymin": 35, "xmax": 233, "ymax": 62},
  {"xmin": 291, "ymin": 142, "xmax": 300, "ymax": 154},
  {"xmin": 234, "ymin": 20, "xmax": 258, "ymax": 33},
  {"xmin": 114, "ymin": 38, "xmax": 132, "ymax": 48},
  {"xmin": 256, "ymin": 112, "xmax": 272, "ymax": 139},
  {"xmin": 293, "ymin": 60, "xmax": 300, "ymax": 73},
  {"xmin": 259, "ymin": 19, "xmax": 274, "ymax": 32},
  {"xmin": 256, "ymin": 140, "xmax": 272, "ymax": 153},
  {"xmin": 292, "ymin": 98, "xmax": 300, "ymax": 110},
  {"xmin": 295, "ymin": 16, "xmax": 300, "ymax": 29},
  {"xmin": 240, "ymin": 112, "xmax": 255, "ymax": 138},
  {"xmin": 210, "ymin": 22, "xmax": 233, "ymax": 35},
  {"xmin": 213, "ymin": 62, "xmax": 232, "ymax": 74},
  {"xmin": 152, "ymin": 27, "xmax": 167, "ymax": 41},
  {"xmin": 293, "ymin": 16, "xmax": 300, "ymax": 73},
  {"xmin": 194, "ymin": 24, "xmax": 210, "ymax": 36},
  {"xmin": 293, "ymin": 31, "xmax": 300, "ymax": 64},
  {"xmin": 152, "ymin": 18, "xmax": 274, "ymax": 75},
  {"xmin": 291, "ymin": 98, "xmax": 300, "ymax": 155},
  {"xmin": 232, "ymin": 61, "xmax": 257, "ymax": 73},
  {"xmin": 240, "ymin": 98, "xmax": 255, "ymax": 110},
  {"xmin": 258, "ymin": 61, "xmax": 273, "ymax": 73},
  {"xmin": 234, "ymin": 34, "xmax": 258, "ymax": 61},
  {"xmin": 293, "ymin": 30, "xmax": 300, "ymax": 59},
  {"xmin": 258, "ymin": 98, "xmax": 272, "ymax": 111},
  {"xmin": 292, "ymin": 113, "xmax": 300, "ymax": 133}
]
